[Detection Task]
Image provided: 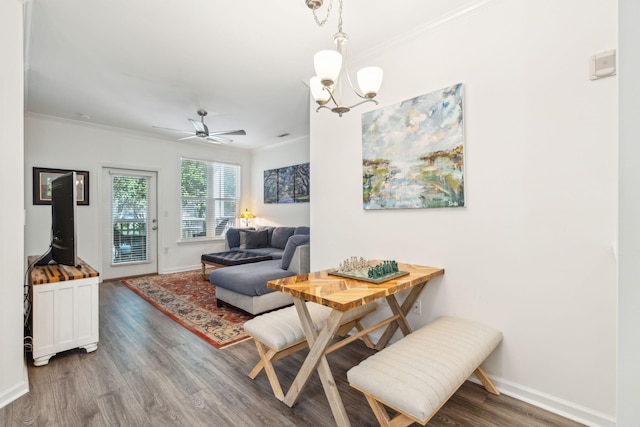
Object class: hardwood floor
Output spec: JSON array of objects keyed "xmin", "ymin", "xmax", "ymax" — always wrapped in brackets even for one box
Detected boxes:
[{"xmin": 2, "ymin": 280, "xmax": 585, "ymax": 426}]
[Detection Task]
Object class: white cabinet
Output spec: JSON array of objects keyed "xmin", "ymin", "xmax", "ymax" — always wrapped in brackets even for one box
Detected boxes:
[{"xmin": 29, "ymin": 259, "xmax": 100, "ymax": 366}]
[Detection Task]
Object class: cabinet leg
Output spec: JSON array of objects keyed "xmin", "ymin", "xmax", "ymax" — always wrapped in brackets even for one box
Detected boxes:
[
  {"xmin": 81, "ymin": 343, "xmax": 98, "ymax": 353},
  {"xmin": 33, "ymin": 354, "xmax": 54, "ymax": 367}
]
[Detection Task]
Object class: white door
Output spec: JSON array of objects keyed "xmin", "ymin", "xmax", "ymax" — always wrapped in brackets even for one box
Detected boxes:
[{"xmin": 102, "ymin": 168, "xmax": 158, "ymax": 280}]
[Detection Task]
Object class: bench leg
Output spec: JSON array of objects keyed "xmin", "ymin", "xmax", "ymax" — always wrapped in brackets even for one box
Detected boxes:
[
  {"xmin": 474, "ymin": 367, "xmax": 500, "ymax": 395},
  {"xmin": 251, "ymin": 340, "xmax": 285, "ymax": 401},
  {"xmin": 363, "ymin": 393, "xmax": 417, "ymax": 427},
  {"xmin": 248, "ymin": 340, "xmax": 308, "ymax": 379}
]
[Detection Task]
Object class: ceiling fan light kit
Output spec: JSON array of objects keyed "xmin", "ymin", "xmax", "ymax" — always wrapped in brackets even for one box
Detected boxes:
[
  {"xmin": 305, "ymin": 0, "xmax": 384, "ymax": 117},
  {"xmin": 153, "ymin": 110, "xmax": 246, "ymax": 144}
]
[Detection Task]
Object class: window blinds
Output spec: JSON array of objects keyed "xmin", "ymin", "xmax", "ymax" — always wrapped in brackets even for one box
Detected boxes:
[
  {"xmin": 181, "ymin": 158, "xmax": 240, "ymax": 239},
  {"xmin": 110, "ymin": 173, "xmax": 150, "ymax": 264}
]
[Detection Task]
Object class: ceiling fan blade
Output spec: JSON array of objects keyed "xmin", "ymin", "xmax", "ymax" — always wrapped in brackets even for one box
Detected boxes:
[
  {"xmin": 189, "ymin": 118, "xmax": 206, "ymax": 133},
  {"xmin": 208, "ymin": 129, "xmax": 247, "ymax": 137},
  {"xmin": 179, "ymin": 135, "xmax": 199, "ymax": 141},
  {"xmin": 152, "ymin": 126, "xmax": 195, "ymax": 136},
  {"xmin": 206, "ymin": 136, "xmax": 232, "ymax": 144}
]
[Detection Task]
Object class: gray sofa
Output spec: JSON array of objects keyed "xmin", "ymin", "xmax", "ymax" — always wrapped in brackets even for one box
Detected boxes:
[{"xmin": 209, "ymin": 226, "xmax": 310, "ymax": 315}]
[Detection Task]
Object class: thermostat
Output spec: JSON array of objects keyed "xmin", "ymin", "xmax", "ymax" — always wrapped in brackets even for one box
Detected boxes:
[{"xmin": 590, "ymin": 50, "xmax": 616, "ymax": 80}]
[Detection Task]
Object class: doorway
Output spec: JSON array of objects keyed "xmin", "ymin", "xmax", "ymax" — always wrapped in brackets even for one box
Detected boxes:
[{"xmin": 102, "ymin": 168, "xmax": 158, "ymax": 280}]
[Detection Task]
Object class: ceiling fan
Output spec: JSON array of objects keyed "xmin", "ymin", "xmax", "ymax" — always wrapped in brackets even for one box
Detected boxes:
[{"xmin": 153, "ymin": 110, "xmax": 246, "ymax": 144}]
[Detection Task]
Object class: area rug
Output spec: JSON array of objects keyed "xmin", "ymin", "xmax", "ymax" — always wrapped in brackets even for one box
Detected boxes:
[{"xmin": 121, "ymin": 270, "xmax": 252, "ymax": 349}]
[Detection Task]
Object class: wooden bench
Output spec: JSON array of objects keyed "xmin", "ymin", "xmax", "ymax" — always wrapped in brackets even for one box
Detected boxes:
[
  {"xmin": 244, "ymin": 301, "xmax": 377, "ymax": 401},
  {"xmin": 347, "ymin": 316, "xmax": 502, "ymax": 426}
]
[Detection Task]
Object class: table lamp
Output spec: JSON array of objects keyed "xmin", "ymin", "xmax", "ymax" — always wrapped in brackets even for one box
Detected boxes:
[{"xmin": 240, "ymin": 209, "xmax": 256, "ymax": 227}]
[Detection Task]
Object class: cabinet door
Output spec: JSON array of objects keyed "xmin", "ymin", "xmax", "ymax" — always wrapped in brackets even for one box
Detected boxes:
[{"xmin": 32, "ymin": 277, "xmax": 99, "ymax": 360}]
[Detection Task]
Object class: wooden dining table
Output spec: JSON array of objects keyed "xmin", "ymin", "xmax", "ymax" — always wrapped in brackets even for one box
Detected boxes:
[{"xmin": 267, "ymin": 261, "xmax": 445, "ymax": 427}]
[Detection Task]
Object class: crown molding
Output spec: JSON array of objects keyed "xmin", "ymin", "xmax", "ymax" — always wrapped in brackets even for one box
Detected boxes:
[{"xmin": 354, "ymin": 0, "xmax": 501, "ymax": 63}]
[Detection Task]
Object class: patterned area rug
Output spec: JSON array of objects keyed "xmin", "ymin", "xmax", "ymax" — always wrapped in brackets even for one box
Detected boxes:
[{"xmin": 121, "ymin": 270, "xmax": 252, "ymax": 349}]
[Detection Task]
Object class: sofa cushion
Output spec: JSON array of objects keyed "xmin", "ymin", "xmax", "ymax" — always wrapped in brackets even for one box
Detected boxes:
[
  {"xmin": 246, "ymin": 230, "xmax": 269, "ymax": 249},
  {"xmin": 209, "ymin": 259, "xmax": 296, "ymax": 297},
  {"xmin": 271, "ymin": 227, "xmax": 295, "ymax": 249},
  {"xmin": 256, "ymin": 226, "xmax": 275, "ymax": 243},
  {"xmin": 281, "ymin": 234, "xmax": 310, "ymax": 270},
  {"xmin": 226, "ymin": 227, "xmax": 254, "ymax": 249},
  {"xmin": 294, "ymin": 226, "xmax": 310, "ymax": 235},
  {"xmin": 239, "ymin": 231, "xmax": 247, "ymax": 249},
  {"xmin": 235, "ymin": 247, "xmax": 284, "ymax": 259}
]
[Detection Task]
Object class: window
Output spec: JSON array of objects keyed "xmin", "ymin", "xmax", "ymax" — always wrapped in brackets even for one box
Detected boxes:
[{"xmin": 180, "ymin": 158, "xmax": 240, "ymax": 240}]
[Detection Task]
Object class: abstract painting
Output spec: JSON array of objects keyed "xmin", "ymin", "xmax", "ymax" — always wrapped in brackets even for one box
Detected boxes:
[
  {"xmin": 362, "ymin": 83, "xmax": 464, "ymax": 210},
  {"xmin": 263, "ymin": 163, "xmax": 310, "ymax": 204}
]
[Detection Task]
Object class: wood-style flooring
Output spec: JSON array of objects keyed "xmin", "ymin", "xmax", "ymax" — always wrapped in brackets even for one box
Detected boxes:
[{"xmin": 1, "ymin": 280, "xmax": 585, "ymax": 426}]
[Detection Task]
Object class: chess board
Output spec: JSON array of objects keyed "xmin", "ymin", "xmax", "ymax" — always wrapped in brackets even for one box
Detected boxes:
[{"xmin": 328, "ymin": 269, "xmax": 409, "ymax": 284}]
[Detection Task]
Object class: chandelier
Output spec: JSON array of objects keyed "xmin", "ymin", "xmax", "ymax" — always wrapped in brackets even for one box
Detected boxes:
[{"xmin": 306, "ymin": 0, "xmax": 383, "ymax": 117}]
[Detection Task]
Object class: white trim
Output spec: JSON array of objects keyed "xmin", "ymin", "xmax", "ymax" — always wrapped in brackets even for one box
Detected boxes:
[
  {"xmin": 354, "ymin": 0, "xmax": 502, "ymax": 62},
  {"xmin": 0, "ymin": 359, "xmax": 29, "ymax": 409},
  {"xmin": 467, "ymin": 374, "xmax": 616, "ymax": 427}
]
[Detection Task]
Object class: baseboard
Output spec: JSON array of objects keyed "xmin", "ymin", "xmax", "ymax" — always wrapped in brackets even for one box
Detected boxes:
[
  {"xmin": 161, "ymin": 265, "xmax": 201, "ymax": 274},
  {"xmin": 467, "ymin": 374, "xmax": 616, "ymax": 427},
  {"xmin": 0, "ymin": 358, "xmax": 29, "ymax": 409}
]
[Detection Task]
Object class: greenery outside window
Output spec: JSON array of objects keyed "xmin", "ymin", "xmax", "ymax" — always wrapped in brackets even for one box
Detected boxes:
[{"xmin": 180, "ymin": 158, "xmax": 240, "ymax": 240}]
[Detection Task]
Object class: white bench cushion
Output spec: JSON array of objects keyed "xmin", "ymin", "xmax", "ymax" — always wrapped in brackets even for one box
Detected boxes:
[
  {"xmin": 244, "ymin": 302, "xmax": 376, "ymax": 350},
  {"xmin": 347, "ymin": 316, "xmax": 502, "ymax": 423}
]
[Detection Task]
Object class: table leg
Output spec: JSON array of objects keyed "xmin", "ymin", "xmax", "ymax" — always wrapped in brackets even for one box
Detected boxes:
[
  {"xmin": 284, "ymin": 298, "xmax": 351, "ymax": 426},
  {"xmin": 375, "ymin": 282, "xmax": 427, "ymax": 350}
]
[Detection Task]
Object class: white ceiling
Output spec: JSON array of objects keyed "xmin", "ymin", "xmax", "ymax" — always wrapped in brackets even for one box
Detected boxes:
[{"xmin": 24, "ymin": 0, "xmax": 477, "ymax": 150}]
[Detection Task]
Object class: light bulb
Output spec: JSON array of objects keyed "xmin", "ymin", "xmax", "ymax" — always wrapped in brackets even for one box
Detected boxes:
[
  {"xmin": 357, "ymin": 66, "xmax": 383, "ymax": 98},
  {"xmin": 314, "ymin": 50, "xmax": 342, "ymax": 86}
]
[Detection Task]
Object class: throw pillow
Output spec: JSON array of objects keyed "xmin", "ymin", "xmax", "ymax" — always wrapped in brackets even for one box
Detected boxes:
[
  {"xmin": 245, "ymin": 229, "xmax": 269, "ymax": 249},
  {"xmin": 271, "ymin": 227, "xmax": 295, "ymax": 249},
  {"xmin": 281, "ymin": 234, "xmax": 310, "ymax": 270},
  {"xmin": 239, "ymin": 231, "xmax": 247, "ymax": 249}
]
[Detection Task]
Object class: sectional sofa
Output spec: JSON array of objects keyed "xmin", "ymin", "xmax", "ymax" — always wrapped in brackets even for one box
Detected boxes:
[{"xmin": 208, "ymin": 226, "xmax": 310, "ymax": 315}]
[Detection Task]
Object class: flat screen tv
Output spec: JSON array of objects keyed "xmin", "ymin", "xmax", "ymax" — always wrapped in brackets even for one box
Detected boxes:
[{"xmin": 35, "ymin": 172, "xmax": 78, "ymax": 266}]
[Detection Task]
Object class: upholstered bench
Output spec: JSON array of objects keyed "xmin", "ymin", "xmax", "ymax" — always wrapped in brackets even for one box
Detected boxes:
[
  {"xmin": 200, "ymin": 250, "xmax": 271, "ymax": 279},
  {"xmin": 347, "ymin": 316, "xmax": 502, "ymax": 426},
  {"xmin": 244, "ymin": 301, "xmax": 377, "ymax": 401}
]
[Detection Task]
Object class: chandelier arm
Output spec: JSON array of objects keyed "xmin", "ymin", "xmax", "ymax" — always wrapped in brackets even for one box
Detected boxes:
[
  {"xmin": 336, "ymin": 36, "xmax": 369, "ymax": 101},
  {"xmin": 323, "ymin": 86, "xmax": 341, "ymax": 107},
  {"xmin": 345, "ymin": 99, "xmax": 379, "ymax": 110},
  {"xmin": 343, "ymin": 62, "xmax": 369, "ymax": 100},
  {"xmin": 316, "ymin": 105, "xmax": 333, "ymax": 113}
]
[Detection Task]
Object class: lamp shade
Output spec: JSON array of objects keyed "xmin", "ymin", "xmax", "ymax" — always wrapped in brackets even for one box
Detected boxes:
[
  {"xmin": 314, "ymin": 50, "xmax": 342, "ymax": 86},
  {"xmin": 240, "ymin": 209, "xmax": 256, "ymax": 219},
  {"xmin": 310, "ymin": 76, "xmax": 331, "ymax": 104},
  {"xmin": 357, "ymin": 66, "xmax": 383, "ymax": 98}
]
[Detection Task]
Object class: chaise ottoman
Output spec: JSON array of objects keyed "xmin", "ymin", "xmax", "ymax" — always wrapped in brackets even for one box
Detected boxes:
[{"xmin": 200, "ymin": 250, "xmax": 272, "ymax": 279}]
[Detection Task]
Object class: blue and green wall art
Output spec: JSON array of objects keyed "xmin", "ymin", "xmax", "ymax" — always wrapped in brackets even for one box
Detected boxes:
[{"xmin": 362, "ymin": 83, "xmax": 464, "ymax": 210}]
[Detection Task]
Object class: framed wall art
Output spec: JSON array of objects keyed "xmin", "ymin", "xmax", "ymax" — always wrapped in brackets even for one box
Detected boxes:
[
  {"xmin": 33, "ymin": 167, "xmax": 90, "ymax": 205},
  {"xmin": 263, "ymin": 163, "xmax": 310, "ymax": 204},
  {"xmin": 362, "ymin": 83, "xmax": 464, "ymax": 210}
]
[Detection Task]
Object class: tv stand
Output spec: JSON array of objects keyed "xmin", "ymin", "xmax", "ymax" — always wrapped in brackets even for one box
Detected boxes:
[{"xmin": 28, "ymin": 256, "xmax": 100, "ymax": 366}]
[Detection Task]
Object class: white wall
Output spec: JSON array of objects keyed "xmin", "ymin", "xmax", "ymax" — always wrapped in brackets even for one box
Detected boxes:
[
  {"xmin": 250, "ymin": 136, "xmax": 310, "ymax": 227},
  {"xmin": 617, "ymin": 0, "xmax": 640, "ymax": 424},
  {"xmin": 310, "ymin": 1, "xmax": 617, "ymax": 425},
  {"xmin": 24, "ymin": 115, "xmax": 253, "ymax": 275},
  {"xmin": 0, "ymin": 0, "xmax": 29, "ymax": 408}
]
